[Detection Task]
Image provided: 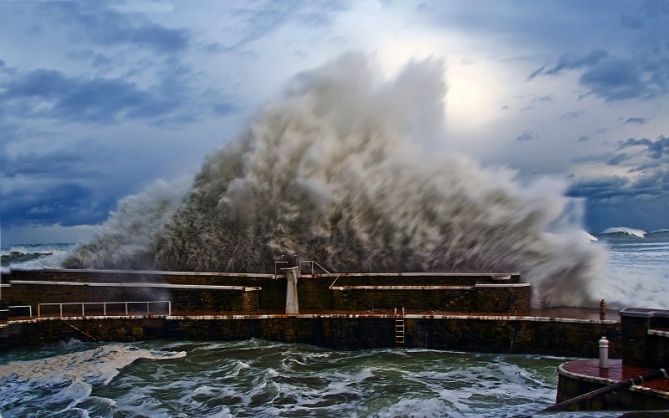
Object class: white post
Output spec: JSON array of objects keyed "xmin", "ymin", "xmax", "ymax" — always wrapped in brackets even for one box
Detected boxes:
[
  {"xmin": 282, "ymin": 266, "xmax": 300, "ymax": 315},
  {"xmin": 599, "ymin": 336, "xmax": 609, "ymax": 369}
]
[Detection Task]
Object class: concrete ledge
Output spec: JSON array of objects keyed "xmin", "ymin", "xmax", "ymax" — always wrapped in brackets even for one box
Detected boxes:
[
  {"xmin": 330, "ymin": 285, "xmax": 473, "ymax": 290},
  {"xmin": 649, "ymin": 329, "xmax": 669, "ymax": 338},
  {"xmin": 10, "ymin": 280, "xmax": 261, "ymax": 292},
  {"xmin": 621, "ymin": 308, "xmax": 669, "ymax": 319},
  {"xmin": 3, "ymin": 312, "xmax": 619, "ymax": 324},
  {"xmin": 10, "ymin": 268, "xmax": 276, "ymax": 278},
  {"xmin": 473, "ymin": 283, "xmax": 531, "ymax": 288}
]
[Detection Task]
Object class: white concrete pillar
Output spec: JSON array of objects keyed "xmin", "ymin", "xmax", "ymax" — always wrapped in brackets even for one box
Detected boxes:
[
  {"xmin": 599, "ymin": 336, "xmax": 609, "ymax": 369},
  {"xmin": 282, "ymin": 266, "xmax": 299, "ymax": 315}
]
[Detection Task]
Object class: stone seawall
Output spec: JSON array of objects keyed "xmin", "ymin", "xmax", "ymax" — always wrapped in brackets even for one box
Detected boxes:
[
  {"xmin": 2, "ymin": 269, "xmax": 530, "ymax": 314},
  {"xmin": 1, "ymin": 269, "xmax": 620, "ymax": 358},
  {"xmin": 0, "ymin": 314, "xmax": 620, "ymax": 357}
]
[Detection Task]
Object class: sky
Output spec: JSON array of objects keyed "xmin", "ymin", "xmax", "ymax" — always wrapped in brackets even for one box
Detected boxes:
[{"xmin": 0, "ymin": 0, "xmax": 667, "ymax": 246}]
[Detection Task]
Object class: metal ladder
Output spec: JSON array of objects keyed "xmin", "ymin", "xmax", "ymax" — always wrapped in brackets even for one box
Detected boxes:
[{"xmin": 394, "ymin": 307, "xmax": 405, "ymax": 347}]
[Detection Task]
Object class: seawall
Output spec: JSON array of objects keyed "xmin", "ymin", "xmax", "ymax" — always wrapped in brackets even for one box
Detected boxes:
[
  {"xmin": 0, "ymin": 313, "xmax": 619, "ymax": 357},
  {"xmin": 0, "ymin": 268, "xmax": 620, "ymax": 357}
]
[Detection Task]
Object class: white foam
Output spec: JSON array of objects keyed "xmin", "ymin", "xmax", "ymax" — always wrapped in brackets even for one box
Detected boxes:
[
  {"xmin": 601, "ymin": 227, "xmax": 646, "ymax": 238},
  {"xmin": 0, "ymin": 344, "xmax": 186, "ymax": 415},
  {"xmin": 67, "ymin": 53, "xmax": 607, "ymax": 308}
]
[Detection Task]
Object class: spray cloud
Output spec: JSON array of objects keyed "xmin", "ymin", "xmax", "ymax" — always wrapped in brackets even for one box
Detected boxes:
[{"xmin": 65, "ymin": 53, "xmax": 606, "ymax": 307}]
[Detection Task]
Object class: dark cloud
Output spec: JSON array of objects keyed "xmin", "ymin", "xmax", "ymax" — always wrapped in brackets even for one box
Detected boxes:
[
  {"xmin": 529, "ymin": 49, "xmax": 669, "ymax": 101},
  {"xmin": 515, "ymin": 130, "xmax": 537, "ymax": 142},
  {"xmin": 528, "ymin": 49, "xmax": 608, "ymax": 80},
  {"xmin": 622, "ymin": 0, "xmax": 669, "ymax": 29},
  {"xmin": 0, "ymin": 182, "xmax": 114, "ymax": 226},
  {"xmin": 568, "ymin": 176, "xmax": 631, "ymax": 199},
  {"xmin": 606, "ymin": 153, "xmax": 629, "ymax": 165},
  {"xmin": 624, "ymin": 116, "xmax": 646, "ymax": 124},
  {"xmin": 570, "ymin": 130, "xmax": 669, "ymax": 230},
  {"xmin": 46, "ymin": 2, "xmax": 189, "ymax": 53},
  {"xmin": 0, "ymin": 58, "xmax": 235, "ymax": 125},
  {"xmin": 618, "ymin": 135, "xmax": 669, "ymax": 159},
  {"xmin": 0, "ymin": 142, "xmax": 107, "ymax": 178},
  {"xmin": 0, "ymin": 68, "xmax": 179, "ymax": 123},
  {"xmin": 578, "ymin": 135, "xmax": 590, "ymax": 142}
]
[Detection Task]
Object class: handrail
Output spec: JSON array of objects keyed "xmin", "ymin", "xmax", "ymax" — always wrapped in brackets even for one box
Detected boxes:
[
  {"xmin": 299, "ymin": 260, "xmax": 333, "ymax": 275},
  {"xmin": 298, "ymin": 260, "xmax": 342, "ymax": 289},
  {"xmin": 273, "ymin": 260, "xmax": 289, "ymax": 279},
  {"xmin": 37, "ymin": 300, "xmax": 171, "ymax": 318},
  {"xmin": 9, "ymin": 305, "xmax": 33, "ymax": 317}
]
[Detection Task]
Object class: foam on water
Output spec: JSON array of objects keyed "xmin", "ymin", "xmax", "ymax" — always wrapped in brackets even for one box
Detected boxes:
[
  {"xmin": 598, "ymin": 236, "xmax": 669, "ymax": 309},
  {"xmin": 0, "ymin": 344, "xmax": 185, "ymax": 417},
  {"xmin": 7, "ymin": 339, "xmax": 622, "ymax": 418},
  {"xmin": 1, "ymin": 243, "xmax": 75, "ymax": 272},
  {"xmin": 600, "ymin": 227, "xmax": 647, "ymax": 238},
  {"xmin": 0, "ymin": 339, "xmax": 627, "ymax": 417}
]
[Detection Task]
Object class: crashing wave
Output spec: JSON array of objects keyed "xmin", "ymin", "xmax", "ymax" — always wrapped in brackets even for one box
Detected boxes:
[
  {"xmin": 0, "ymin": 344, "xmax": 186, "ymax": 415},
  {"xmin": 64, "ymin": 53, "xmax": 607, "ymax": 307},
  {"xmin": 600, "ymin": 227, "xmax": 646, "ymax": 238},
  {"xmin": 1, "ymin": 243, "xmax": 75, "ymax": 271}
]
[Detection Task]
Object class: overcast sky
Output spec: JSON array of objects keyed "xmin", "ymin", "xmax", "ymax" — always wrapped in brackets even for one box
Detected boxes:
[{"xmin": 1, "ymin": 0, "xmax": 667, "ymax": 245}]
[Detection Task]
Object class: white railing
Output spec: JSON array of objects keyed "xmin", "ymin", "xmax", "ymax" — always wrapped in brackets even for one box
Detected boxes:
[
  {"xmin": 9, "ymin": 305, "xmax": 33, "ymax": 317},
  {"xmin": 37, "ymin": 300, "xmax": 171, "ymax": 318},
  {"xmin": 273, "ymin": 258, "xmax": 335, "ymax": 278},
  {"xmin": 299, "ymin": 260, "xmax": 333, "ymax": 275}
]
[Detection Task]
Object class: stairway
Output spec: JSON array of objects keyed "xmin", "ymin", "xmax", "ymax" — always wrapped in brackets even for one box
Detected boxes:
[{"xmin": 394, "ymin": 307, "xmax": 405, "ymax": 347}]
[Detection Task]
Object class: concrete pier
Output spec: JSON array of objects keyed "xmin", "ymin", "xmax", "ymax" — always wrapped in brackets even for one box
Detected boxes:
[{"xmin": 0, "ymin": 268, "xmax": 619, "ymax": 359}]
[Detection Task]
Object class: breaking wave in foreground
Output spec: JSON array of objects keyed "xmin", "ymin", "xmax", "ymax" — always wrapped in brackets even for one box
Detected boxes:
[
  {"xmin": 63, "ymin": 53, "xmax": 608, "ymax": 307},
  {"xmin": 0, "ymin": 339, "xmax": 620, "ymax": 418},
  {"xmin": 0, "ymin": 342, "xmax": 185, "ymax": 416}
]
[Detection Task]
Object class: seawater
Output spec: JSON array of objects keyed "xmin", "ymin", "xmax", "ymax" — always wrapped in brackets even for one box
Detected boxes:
[
  {"xmin": 1, "ymin": 235, "xmax": 667, "ymax": 417},
  {"xmin": 0, "ymin": 339, "xmax": 618, "ymax": 418}
]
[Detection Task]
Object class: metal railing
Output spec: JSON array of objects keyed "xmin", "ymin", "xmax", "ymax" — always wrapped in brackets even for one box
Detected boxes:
[
  {"xmin": 299, "ymin": 260, "xmax": 333, "ymax": 275},
  {"xmin": 9, "ymin": 305, "xmax": 33, "ymax": 317},
  {"xmin": 37, "ymin": 300, "xmax": 171, "ymax": 318}
]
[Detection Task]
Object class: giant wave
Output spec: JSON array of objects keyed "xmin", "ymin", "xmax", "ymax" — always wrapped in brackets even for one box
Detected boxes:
[{"xmin": 64, "ymin": 53, "xmax": 607, "ymax": 308}]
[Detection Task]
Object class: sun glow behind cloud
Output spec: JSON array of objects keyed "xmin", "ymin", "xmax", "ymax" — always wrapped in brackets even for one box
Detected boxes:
[{"xmin": 375, "ymin": 34, "xmax": 505, "ymax": 137}]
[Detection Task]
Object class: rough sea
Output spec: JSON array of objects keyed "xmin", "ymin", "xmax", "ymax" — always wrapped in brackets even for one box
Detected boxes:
[{"xmin": 1, "ymin": 232, "xmax": 667, "ymax": 417}]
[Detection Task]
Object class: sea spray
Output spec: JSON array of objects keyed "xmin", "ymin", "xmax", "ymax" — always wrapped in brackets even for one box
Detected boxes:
[
  {"xmin": 65, "ymin": 53, "xmax": 606, "ymax": 307},
  {"xmin": 65, "ymin": 179, "xmax": 190, "ymax": 269}
]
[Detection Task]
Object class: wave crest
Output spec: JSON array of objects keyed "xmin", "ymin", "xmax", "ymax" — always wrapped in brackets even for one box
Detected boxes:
[{"xmin": 65, "ymin": 53, "xmax": 606, "ymax": 307}]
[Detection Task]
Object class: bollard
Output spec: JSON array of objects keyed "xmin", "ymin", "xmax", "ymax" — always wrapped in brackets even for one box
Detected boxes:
[
  {"xmin": 599, "ymin": 299, "xmax": 607, "ymax": 320},
  {"xmin": 599, "ymin": 336, "xmax": 609, "ymax": 369}
]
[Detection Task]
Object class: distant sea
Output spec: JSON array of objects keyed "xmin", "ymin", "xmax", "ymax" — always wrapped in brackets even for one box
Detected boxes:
[{"xmin": 0, "ymin": 234, "xmax": 666, "ymax": 417}]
